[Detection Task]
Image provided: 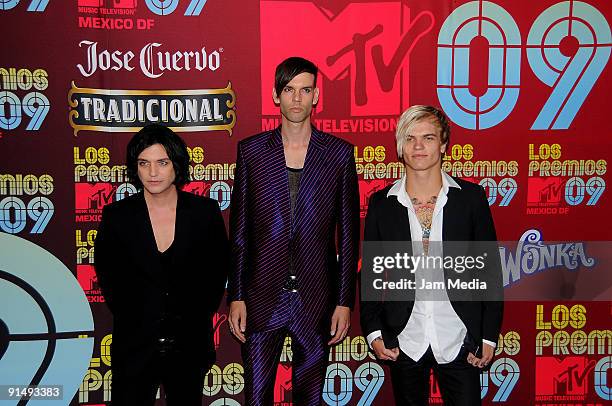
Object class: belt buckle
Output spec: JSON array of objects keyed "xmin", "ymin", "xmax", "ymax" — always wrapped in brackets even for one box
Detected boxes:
[
  {"xmin": 282, "ymin": 275, "xmax": 298, "ymax": 292},
  {"xmin": 157, "ymin": 337, "xmax": 176, "ymax": 354}
]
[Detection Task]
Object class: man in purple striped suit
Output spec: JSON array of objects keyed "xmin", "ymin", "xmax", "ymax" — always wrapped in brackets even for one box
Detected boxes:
[{"xmin": 227, "ymin": 57, "xmax": 360, "ymax": 405}]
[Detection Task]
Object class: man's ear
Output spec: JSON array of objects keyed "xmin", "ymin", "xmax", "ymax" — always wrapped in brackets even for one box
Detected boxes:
[
  {"xmin": 313, "ymin": 87, "xmax": 320, "ymax": 105},
  {"xmin": 272, "ymin": 87, "xmax": 280, "ymax": 105}
]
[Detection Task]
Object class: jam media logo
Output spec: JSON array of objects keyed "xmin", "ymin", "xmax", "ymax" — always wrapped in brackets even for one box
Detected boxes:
[
  {"xmin": 358, "ymin": 179, "xmax": 388, "ymax": 218},
  {"xmin": 527, "ymin": 177, "xmax": 564, "ymax": 207},
  {"xmin": 77, "ymin": 265, "xmax": 105, "ymax": 303},
  {"xmin": 68, "ymin": 82, "xmax": 237, "ymax": 136},
  {"xmin": 536, "ymin": 356, "xmax": 596, "ymax": 399},
  {"xmin": 0, "ymin": 0, "xmax": 48, "ymax": 12},
  {"xmin": 260, "ymin": 1, "xmax": 435, "ymax": 117},
  {"xmin": 0, "ymin": 233, "xmax": 94, "ymax": 403}
]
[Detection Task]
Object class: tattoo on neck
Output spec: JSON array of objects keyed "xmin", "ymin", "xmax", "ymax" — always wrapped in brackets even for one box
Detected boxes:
[{"xmin": 410, "ymin": 196, "xmax": 437, "ymax": 206}]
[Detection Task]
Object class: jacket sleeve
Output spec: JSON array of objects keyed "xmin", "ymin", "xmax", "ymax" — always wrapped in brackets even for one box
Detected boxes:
[
  {"xmin": 227, "ymin": 141, "xmax": 249, "ymax": 303},
  {"xmin": 336, "ymin": 148, "xmax": 360, "ymax": 309},
  {"xmin": 94, "ymin": 205, "xmax": 117, "ymax": 314},
  {"xmin": 204, "ymin": 198, "xmax": 231, "ymax": 314},
  {"xmin": 474, "ymin": 186, "xmax": 504, "ymax": 344},
  {"xmin": 359, "ymin": 192, "xmax": 385, "ymax": 337}
]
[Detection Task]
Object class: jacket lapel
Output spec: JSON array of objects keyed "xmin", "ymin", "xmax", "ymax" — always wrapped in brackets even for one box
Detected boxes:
[
  {"xmin": 267, "ymin": 128, "xmax": 292, "ymax": 232},
  {"xmin": 171, "ymin": 191, "xmax": 190, "ymax": 269},
  {"xmin": 292, "ymin": 127, "xmax": 328, "ymax": 235},
  {"xmin": 442, "ymin": 187, "xmax": 473, "ymax": 287},
  {"xmin": 133, "ymin": 192, "xmax": 164, "ymax": 279},
  {"xmin": 442, "ymin": 187, "xmax": 462, "ymax": 241},
  {"xmin": 389, "ymin": 195, "xmax": 412, "ymax": 241}
]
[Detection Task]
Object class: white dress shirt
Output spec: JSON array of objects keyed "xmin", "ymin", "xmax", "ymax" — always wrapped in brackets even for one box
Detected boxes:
[{"xmin": 366, "ymin": 171, "xmax": 495, "ymax": 363}]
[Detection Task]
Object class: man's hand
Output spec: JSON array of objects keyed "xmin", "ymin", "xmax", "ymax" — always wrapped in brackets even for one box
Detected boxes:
[
  {"xmin": 467, "ymin": 342, "xmax": 494, "ymax": 368},
  {"xmin": 328, "ymin": 305, "xmax": 351, "ymax": 345},
  {"xmin": 371, "ymin": 338, "xmax": 399, "ymax": 361},
  {"xmin": 228, "ymin": 300, "xmax": 247, "ymax": 343}
]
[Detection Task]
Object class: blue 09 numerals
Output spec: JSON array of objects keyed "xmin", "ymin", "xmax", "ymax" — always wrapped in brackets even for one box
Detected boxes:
[{"xmin": 438, "ymin": 1, "xmax": 611, "ymax": 130}]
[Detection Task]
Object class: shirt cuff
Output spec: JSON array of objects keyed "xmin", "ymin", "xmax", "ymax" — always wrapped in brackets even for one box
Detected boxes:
[
  {"xmin": 482, "ymin": 339, "xmax": 497, "ymax": 349},
  {"xmin": 366, "ymin": 330, "xmax": 382, "ymax": 349}
]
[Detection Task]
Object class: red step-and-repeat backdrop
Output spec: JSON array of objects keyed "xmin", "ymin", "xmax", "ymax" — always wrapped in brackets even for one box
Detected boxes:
[{"xmin": 1, "ymin": 0, "xmax": 611, "ymax": 405}]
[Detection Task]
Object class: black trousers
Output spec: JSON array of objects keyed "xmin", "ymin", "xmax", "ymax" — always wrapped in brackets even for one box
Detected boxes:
[
  {"xmin": 389, "ymin": 346, "xmax": 481, "ymax": 406},
  {"xmin": 111, "ymin": 345, "xmax": 212, "ymax": 406}
]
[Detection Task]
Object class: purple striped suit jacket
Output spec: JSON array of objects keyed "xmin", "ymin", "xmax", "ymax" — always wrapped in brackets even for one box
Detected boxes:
[{"xmin": 228, "ymin": 126, "xmax": 360, "ymax": 333}]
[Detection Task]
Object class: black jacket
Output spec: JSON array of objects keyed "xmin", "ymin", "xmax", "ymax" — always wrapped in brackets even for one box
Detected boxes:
[
  {"xmin": 359, "ymin": 177, "xmax": 503, "ymax": 350},
  {"xmin": 94, "ymin": 190, "xmax": 229, "ymax": 370}
]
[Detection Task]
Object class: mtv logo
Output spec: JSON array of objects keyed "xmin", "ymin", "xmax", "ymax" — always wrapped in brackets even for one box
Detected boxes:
[
  {"xmin": 212, "ymin": 312, "xmax": 227, "ymax": 350},
  {"xmin": 536, "ymin": 356, "xmax": 596, "ymax": 396},
  {"xmin": 78, "ymin": 0, "xmax": 104, "ymax": 6},
  {"xmin": 78, "ymin": 0, "xmax": 136, "ymax": 8},
  {"xmin": 77, "ymin": 265, "xmax": 98, "ymax": 292},
  {"xmin": 430, "ymin": 369, "xmax": 441, "ymax": 398},
  {"xmin": 527, "ymin": 177, "xmax": 563, "ymax": 206},
  {"xmin": 183, "ymin": 181, "xmax": 211, "ymax": 197},
  {"xmin": 274, "ymin": 363, "xmax": 292, "ymax": 403},
  {"xmin": 112, "ymin": 0, "xmax": 137, "ymax": 8},
  {"xmin": 75, "ymin": 183, "xmax": 116, "ymax": 211},
  {"xmin": 260, "ymin": 1, "xmax": 435, "ymax": 116},
  {"xmin": 359, "ymin": 179, "xmax": 388, "ymax": 217}
]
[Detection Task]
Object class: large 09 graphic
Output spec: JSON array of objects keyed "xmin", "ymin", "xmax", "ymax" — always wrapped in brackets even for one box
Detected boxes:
[
  {"xmin": 0, "ymin": 174, "xmax": 54, "ymax": 234},
  {"xmin": 0, "ymin": 233, "xmax": 94, "ymax": 405},
  {"xmin": 437, "ymin": 0, "xmax": 611, "ymax": 130},
  {"xmin": 0, "ymin": 0, "xmax": 48, "ymax": 12},
  {"xmin": 0, "ymin": 68, "xmax": 50, "ymax": 132}
]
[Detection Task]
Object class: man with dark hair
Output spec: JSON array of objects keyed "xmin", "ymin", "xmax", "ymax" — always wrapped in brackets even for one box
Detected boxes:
[
  {"xmin": 95, "ymin": 124, "xmax": 229, "ymax": 405},
  {"xmin": 273, "ymin": 56, "xmax": 318, "ymax": 99},
  {"xmin": 228, "ymin": 57, "xmax": 360, "ymax": 405},
  {"xmin": 124, "ymin": 124, "xmax": 192, "ymax": 189},
  {"xmin": 360, "ymin": 105, "xmax": 503, "ymax": 405}
]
